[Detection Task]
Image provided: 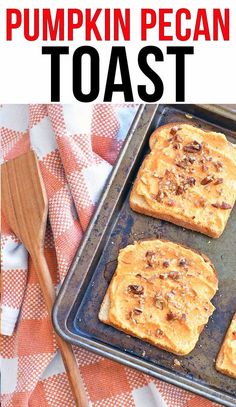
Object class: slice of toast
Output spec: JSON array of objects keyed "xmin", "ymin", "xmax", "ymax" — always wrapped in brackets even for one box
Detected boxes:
[
  {"xmin": 216, "ymin": 313, "xmax": 236, "ymax": 378},
  {"xmin": 99, "ymin": 239, "xmax": 218, "ymax": 356},
  {"xmin": 130, "ymin": 123, "xmax": 236, "ymax": 238}
]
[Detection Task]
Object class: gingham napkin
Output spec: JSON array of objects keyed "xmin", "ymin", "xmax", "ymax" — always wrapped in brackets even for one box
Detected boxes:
[{"xmin": 0, "ymin": 104, "xmax": 221, "ymax": 407}]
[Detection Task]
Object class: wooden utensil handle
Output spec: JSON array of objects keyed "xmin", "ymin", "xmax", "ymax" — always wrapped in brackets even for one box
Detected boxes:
[
  {"xmin": 32, "ymin": 251, "xmax": 89, "ymax": 407},
  {"xmin": 55, "ymin": 334, "xmax": 89, "ymax": 407}
]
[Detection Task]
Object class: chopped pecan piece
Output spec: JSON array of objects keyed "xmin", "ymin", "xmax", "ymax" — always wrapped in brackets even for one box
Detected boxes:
[
  {"xmin": 173, "ymin": 142, "xmax": 181, "ymax": 150},
  {"xmin": 167, "ymin": 311, "xmax": 186, "ymax": 321},
  {"xmin": 166, "ymin": 311, "xmax": 178, "ymax": 321},
  {"xmin": 176, "ymin": 185, "xmax": 184, "ymax": 195},
  {"xmin": 176, "ymin": 154, "xmax": 195, "ymax": 170},
  {"xmin": 169, "ymin": 270, "xmax": 181, "ymax": 280},
  {"xmin": 176, "ymin": 160, "xmax": 188, "ymax": 170},
  {"xmin": 214, "ymin": 161, "xmax": 223, "ymax": 172},
  {"xmin": 214, "ymin": 178, "xmax": 224, "ymax": 185},
  {"xmin": 133, "ymin": 308, "xmax": 143, "ymax": 315},
  {"xmin": 186, "ymin": 176, "xmax": 196, "ymax": 186},
  {"xmin": 154, "ymin": 293, "xmax": 165, "ymax": 310},
  {"xmin": 232, "ymin": 331, "xmax": 236, "ymax": 340},
  {"xmin": 155, "ymin": 328, "xmax": 164, "ymax": 337},
  {"xmin": 145, "ymin": 251, "xmax": 157, "ymax": 267},
  {"xmin": 127, "ymin": 310, "xmax": 137, "ymax": 323},
  {"xmin": 156, "ymin": 190, "xmax": 165, "ymax": 203},
  {"xmin": 170, "ymin": 126, "xmax": 180, "ymax": 136},
  {"xmin": 201, "ymin": 175, "xmax": 214, "ymax": 185},
  {"xmin": 179, "ymin": 257, "xmax": 188, "ymax": 267},
  {"xmin": 165, "ymin": 169, "xmax": 172, "ymax": 177},
  {"xmin": 212, "ymin": 202, "xmax": 232, "ymax": 210},
  {"xmin": 166, "ymin": 199, "xmax": 175, "ymax": 207},
  {"xmin": 163, "ymin": 260, "xmax": 170, "ymax": 268},
  {"xmin": 128, "ymin": 285, "xmax": 144, "ymax": 295},
  {"xmin": 201, "ymin": 163, "xmax": 209, "ymax": 172},
  {"xmin": 159, "ymin": 273, "xmax": 168, "ymax": 280},
  {"xmin": 188, "ymin": 156, "xmax": 196, "ymax": 164},
  {"xmin": 183, "ymin": 141, "xmax": 202, "ymax": 153}
]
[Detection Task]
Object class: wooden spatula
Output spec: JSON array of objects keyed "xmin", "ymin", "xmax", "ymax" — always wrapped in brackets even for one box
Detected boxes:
[{"xmin": 1, "ymin": 150, "xmax": 89, "ymax": 407}]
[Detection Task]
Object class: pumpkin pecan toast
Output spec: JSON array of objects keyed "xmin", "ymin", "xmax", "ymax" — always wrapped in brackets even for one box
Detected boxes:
[
  {"xmin": 130, "ymin": 123, "xmax": 236, "ymax": 238},
  {"xmin": 99, "ymin": 240, "xmax": 218, "ymax": 356}
]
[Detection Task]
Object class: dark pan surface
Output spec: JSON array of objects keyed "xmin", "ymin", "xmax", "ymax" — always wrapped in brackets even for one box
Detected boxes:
[{"xmin": 53, "ymin": 105, "xmax": 236, "ymax": 406}]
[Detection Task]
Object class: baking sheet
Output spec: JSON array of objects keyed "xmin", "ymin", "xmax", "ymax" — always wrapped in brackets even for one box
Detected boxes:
[{"xmin": 53, "ymin": 105, "xmax": 236, "ymax": 406}]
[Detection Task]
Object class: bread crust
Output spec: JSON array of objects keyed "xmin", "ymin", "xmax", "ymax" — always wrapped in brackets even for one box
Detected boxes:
[
  {"xmin": 130, "ymin": 193, "xmax": 220, "ymax": 238},
  {"xmin": 130, "ymin": 122, "xmax": 236, "ymax": 238},
  {"xmin": 99, "ymin": 239, "xmax": 218, "ymax": 356},
  {"xmin": 215, "ymin": 313, "xmax": 236, "ymax": 379}
]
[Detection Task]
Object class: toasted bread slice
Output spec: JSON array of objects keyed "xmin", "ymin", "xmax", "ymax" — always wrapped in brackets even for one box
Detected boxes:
[
  {"xmin": 216, "ymin": 313, "xmax": 236, "ymax": 378},
  {"xmin": 99, "ymin": 239, "xmax": 218, "ymax": 356},
  {"xmin": 130, "ymin": 123, "xmax": 236, "ymax": 238}
]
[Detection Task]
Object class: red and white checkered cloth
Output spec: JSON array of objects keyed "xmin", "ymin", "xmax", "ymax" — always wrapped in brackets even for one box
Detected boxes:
[{"xmin": 1, "ymin": 104, "xmax": 222, "ymax": 407}]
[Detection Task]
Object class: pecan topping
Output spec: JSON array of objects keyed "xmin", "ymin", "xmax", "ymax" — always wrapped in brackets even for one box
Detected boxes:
[
  {"xmin": 188, "ymin": 156, "xmax": 196, "ymax": 164},
  {"xmin": 183, "ymin": 141, "xmax": 202, "ymax": 153},
  {"xmin": 173, "ymin": 143, "xmax": 181, "ymax": 150},
  {"xmin": 166, "ymin": 311, "xmax": 178, "ymax": 321},
  {"xmin": 214, "ymin": 161, "xmax": 223, "ymax": 172},
  {"xmin": 201, "ymin": 164, "xmax": 209, "ymax": 172},
  {"xmin": 167, "ymin": 311, "xmax": 186, "ymax": 321},
  {"xmin": 145, "ymin": 251, "xmax": 157, "ymax": 267},
  {"xmin": 128, "ymin": 285, "xmax": 144, "ymax": 295},
  {"xmin": 159, "ymin": 273, "xmax": 168, "ymax": 280},
  {"xmin": 176, "ymin": 185, "xmax": 185, "ymax": 195},
  {"xmin": 166, "ymin": 199, "xmax": 175, "ymax": 207},
  {"xmin": 201, "ymin": 175, "xmax": 214, "ymax": 185},
  {"xmin": 128, "ymin": 310, "xmax": 142, "ymax": 324},
  {"xmin": 232, "ymin": 331, "xmax": 236, "ymax": 340},
  {"xmin": 163, "ymin": 260, "xmax": 170, "ymax": 268},
  {"xmin": 169, "ymin": 270, "xmax": 181, "ymax": 280},
  {"xmin": 212, "ymin": 202, "xmax": 232, "ymax": 210},
  {"xmin": 186, "ymin": 176, "xmax": 196, "ymax": 186},
  {"xmin": 214, "ymin": 178, "xmax": 223, "ymax": 185},
  {"xmin": 156, "ymin": 328, "xmax": 164, "ymax": 337},
  {"xmin": 179, "ymin": 257, "xmax": 188, "ymax": 267},
  {"xmin": 154, "ymin": 293, "xmax": 165, "ymax": 310},
  {"xmin": 165, "ymin": 169, "xmax": 172, "ymax": 177},
  {"xmin": 170, "ymin": 126, "xmax": 180, "ymax": 136},
  {"xmin": 133, "ymin": 308, "xmax": 143, "ymax": 315},
  {"xmin": 176, "ymin": 160, "xmax": 188, "ymax": 170},
  {"xmin": 175, "ymin": 154, "xmax": 196, "ymax": 170},
  {"xmin": 156, "ymin": 191, "xmax": 165, "ymax": 203},
  {"xmin": 173, "ymin": 142, "xmax": 181, "ymax": 150}
]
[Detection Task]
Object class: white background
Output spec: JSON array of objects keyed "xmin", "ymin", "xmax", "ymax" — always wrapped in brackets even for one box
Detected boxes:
[{"xmin": 0, "ymin": 0, "xmax": 235, "ymax": 103}]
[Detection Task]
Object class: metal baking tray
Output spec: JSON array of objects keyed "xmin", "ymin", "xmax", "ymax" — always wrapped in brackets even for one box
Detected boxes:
[{"xmin": 53, "ymin": 105, "xmax": 236, "ymax": 406}]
